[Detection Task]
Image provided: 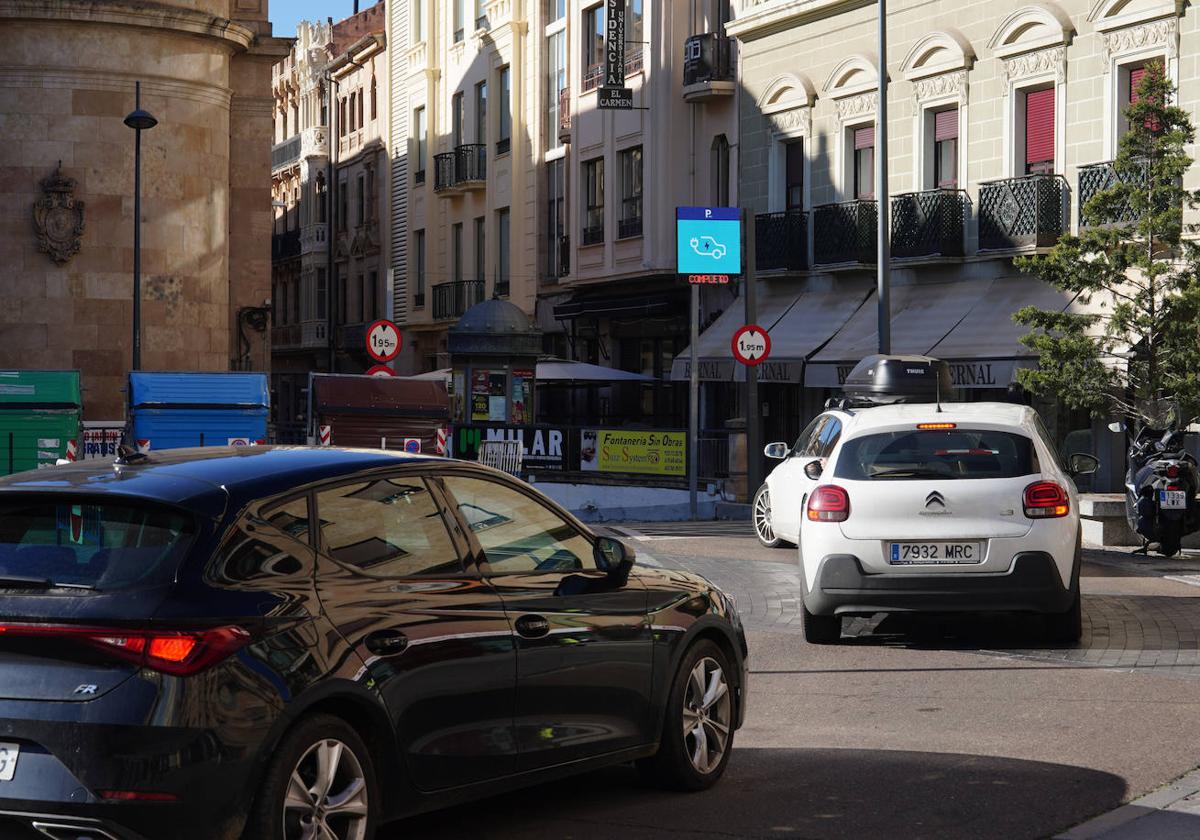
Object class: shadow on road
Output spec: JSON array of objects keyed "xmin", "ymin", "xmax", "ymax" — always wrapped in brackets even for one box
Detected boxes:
[{"xmin": 388, "ymin": 747, "xmax": 1127, "ymax": 839}]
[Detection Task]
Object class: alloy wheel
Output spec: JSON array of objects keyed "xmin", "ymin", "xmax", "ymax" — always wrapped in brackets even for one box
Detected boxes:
[
  {"xmin": 283, "ymin": 738, "xmax": 369, "ymax": 840},
  {"xmin": 754, "ymin": 488, "xmax": 776, "ymax": 544},
  {"xmin": 681, "ymin": 656, "xmax": 732, "ymax": 775}
]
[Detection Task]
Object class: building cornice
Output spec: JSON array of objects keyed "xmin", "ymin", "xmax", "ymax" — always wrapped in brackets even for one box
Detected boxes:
[
  {"xmin": 0, "ymin": 0, "xmax": 258, "ymax": 51},
  {"xmin": 726, "ymin": 0, "xmax": 874, "ymax": 42}
]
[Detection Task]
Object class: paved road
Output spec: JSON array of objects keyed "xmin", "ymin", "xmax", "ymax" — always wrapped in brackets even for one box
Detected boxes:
[{"xmin": 387, "ymin": 524, "xmax": 1200, "ymax": 839}]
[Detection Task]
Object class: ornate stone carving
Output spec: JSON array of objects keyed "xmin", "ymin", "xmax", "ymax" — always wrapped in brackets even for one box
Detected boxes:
[
  {"xmin": 836, "ymin": 92, "xmax": 878, "ymax": 122},
  {"xmin": 1000, "ymin": 46, "xmax": 1066, "ymax": 90},
  {"xmin": 913, "ymin": 70, "xmax": 968, "ymax": 105},
  {"xmin": 32, "ymin": 163, "xmax": 84, "ymax": 265},
  {"xmin": 768, "ymin": 106, "xmax": 811, "ymax": 136},
  {"xmin": 1101, "ymin": 18, "xmax": 1177, "ymax": 69}
]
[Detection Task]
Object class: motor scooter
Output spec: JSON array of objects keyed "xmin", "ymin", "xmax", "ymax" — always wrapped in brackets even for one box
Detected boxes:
[{"xmin": 1110, "ymin": 414, "xmax": 1200, "ymax": 557}]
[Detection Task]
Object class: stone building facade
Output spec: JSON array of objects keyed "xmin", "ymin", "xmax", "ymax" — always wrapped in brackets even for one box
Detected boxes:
[
  {"xmin": 680, "ymin": 0, "xmax": 1194, "ymax": 484},
  {"xmin": 271, "ymin": 20, "xmax": 333, "ymax": 433},
  {"xmin": 0, "ymin": 0, "xmax": 288, "ymax": 420}
]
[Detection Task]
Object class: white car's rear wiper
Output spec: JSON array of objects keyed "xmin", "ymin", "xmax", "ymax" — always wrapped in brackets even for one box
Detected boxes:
[{"xmin": 871, "ymin": 468, "xmax": 956, "ymax": 479}]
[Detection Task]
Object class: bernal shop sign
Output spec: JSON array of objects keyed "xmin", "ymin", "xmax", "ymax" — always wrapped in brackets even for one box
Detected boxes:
[{"xmin": 804, "ymin": 359, "xmax": 1033, "ymax": 390}]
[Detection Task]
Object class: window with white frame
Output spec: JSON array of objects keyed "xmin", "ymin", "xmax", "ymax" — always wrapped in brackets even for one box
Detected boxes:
[
  {"xmin": 498, "ymin": 66, "xmax": 512, "ymax": 154},
  {"xmin": 583, "ymin": 5, "xmax": 604, "ymax": 92},
  {"xmin": 619, "ymin": 146, "xmax": 643, "ymax": 238},
  {"xmin": 413, "ymin": 230, "xmax": 426, "ymax": 307},
  {"xmin": 1023, "ymin": 87, "xmax": 1055, "ymax": 175},
  {"xmin": 454, "ymin": 0, "xmax": 466, "ymax": 42},
  {"xmin": 785, "ymin": 139, "xmax": 804, "ymax": 209},
  {"xmin": 497, "ymin": 209, "xmax": 511, "ymax": 296},
  {"xmin": 931, "ymin": 107, "xmax": 958, "ymax": 188},
  {"xmin": 546, "ymin": 32, "xmax": 566, "ymax": 150},
  {"xmin": 414, "ymin": 106, "xmax": 427, "ymax": 183},
  {"xmin": 583, "ymin": 157, "xmax": 605, "ymax": 245}
]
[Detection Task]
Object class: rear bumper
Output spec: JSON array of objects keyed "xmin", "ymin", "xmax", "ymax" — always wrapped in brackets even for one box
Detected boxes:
[
  {"xmin": 0, "ymin": 801, "xmax": 239, "ymax": 840},
  {"xmin": 804, "ymin": 551, "xmax": 1075, "ymax": 616}
]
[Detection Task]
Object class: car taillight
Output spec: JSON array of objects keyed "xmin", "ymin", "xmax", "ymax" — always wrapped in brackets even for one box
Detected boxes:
[
  {"xmin": 1167, "ymin": 464, "xmax": 1180, "ymax": 478},
  {"xmin": 1024, "ymin": 481, "xmax": 1069, "ymax": 519},
  {"xmin": 807, "ymin": 485, "xmax": 850, "ymax": 522},
  {"xmin": 0, "ymin": 624, "xmax": 249, "ymax": 676}
]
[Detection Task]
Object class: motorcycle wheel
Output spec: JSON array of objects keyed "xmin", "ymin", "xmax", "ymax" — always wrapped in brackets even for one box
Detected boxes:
[{"xmin": 1159, "ymin": 519, "xmax": 1182, "ymax": 557}]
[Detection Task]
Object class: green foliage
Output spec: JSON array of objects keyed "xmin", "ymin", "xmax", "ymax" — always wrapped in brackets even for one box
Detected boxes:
[{"xmin": 1014, "ymin": 62, "xmax": 1200, "ymax": 422}]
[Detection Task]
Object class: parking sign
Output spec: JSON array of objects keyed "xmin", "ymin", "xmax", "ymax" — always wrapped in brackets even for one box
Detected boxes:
[{"xmin": 676, "ymin": 207, "xmax": 742, "ymax": 277}]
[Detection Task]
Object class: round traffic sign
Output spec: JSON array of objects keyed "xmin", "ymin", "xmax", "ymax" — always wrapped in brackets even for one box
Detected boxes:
[
  {"xmin": 731, "ymin": 325, "xmax": 771, "ymax": 366},
  {"xmin": 366, "ymin": 320, "xmax": 402, "ymax": 363},
  {"xmin": 366, "ymin": 364, "xmax": 397, "ymax": 378}
]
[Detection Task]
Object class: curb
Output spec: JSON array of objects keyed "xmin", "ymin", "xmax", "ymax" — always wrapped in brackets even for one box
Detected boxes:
[{"xmin": 1056, "ymin": 768, "xmax": 1200, "ymax": 838}]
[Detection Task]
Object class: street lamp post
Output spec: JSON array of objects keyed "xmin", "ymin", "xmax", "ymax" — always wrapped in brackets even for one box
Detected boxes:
[
  {"xmin": 877, "ymin": 0, "xmax": 891, "ymax": 354},
  {"xmin": 124, "ymin": 82, "xmax": 158, "ymax": 372}
]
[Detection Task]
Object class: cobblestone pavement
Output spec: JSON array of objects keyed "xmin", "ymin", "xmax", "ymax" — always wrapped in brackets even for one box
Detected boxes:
[{"xmin": 603, "ymin": 522, "xmax": 1200, "ymax": 680}]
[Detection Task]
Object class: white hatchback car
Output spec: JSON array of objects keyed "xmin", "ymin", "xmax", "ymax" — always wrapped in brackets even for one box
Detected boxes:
[{"xmin": 753, "ymin": 402, "xmax": 1097, "ymax": 644}]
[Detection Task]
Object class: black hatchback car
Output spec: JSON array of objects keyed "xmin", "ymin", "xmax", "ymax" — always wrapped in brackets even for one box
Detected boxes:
[{"xmin": 0, "ymin": 447, "xmax": 748, "ymax": 840}]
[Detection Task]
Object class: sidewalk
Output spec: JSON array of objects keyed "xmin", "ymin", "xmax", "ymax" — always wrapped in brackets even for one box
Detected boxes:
[{"xmin": 1058, "ymin": 768, "xmax": 1200, "ymax": 839}]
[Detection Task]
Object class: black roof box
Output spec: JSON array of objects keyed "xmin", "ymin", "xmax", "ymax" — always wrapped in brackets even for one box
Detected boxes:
[{"xmin": 840, "ymin": 355, "xmax": 954, "ymax": 405}]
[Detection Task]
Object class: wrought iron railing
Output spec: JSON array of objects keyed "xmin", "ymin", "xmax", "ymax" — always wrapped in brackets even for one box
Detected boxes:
[
  {"xmin": 582, "ymin": 224, "xmax": 604, "ymax": 246},
  {"xmin": 755, "ymin": 210, "xmax": 808, "ymax": 271},
  {"xmin": 271, "ymin": 229, "xmax": 301, "ymax": 261},
  {"xmin": 813, "ymin": 200, "xmax": 876, "ymax": 265},
  {"xmin": 891, "ymin": 189, "xmax": 968, "ymax": 258},
  {"xmin": 271, "ymin": 135, "xmax": 301, "ymax": 171},
  {"xmin": 433, "ymin": 281, "xmax": 485, "ymax": 320},
  {"xmin": 271, "ymin": 324, "xmax": 301, "ymax": 349},
  {"xmin": 582, "ymin": 64, "xmax": 603, "ymax": 93},
  {"xmin": 1078, "ymin": 159, "xmax": 1149, "ymax": 227},
  {"xmin": 978, "ymin": 174, "xmax": 1069, "ymax": 250},
  {"xmin": 618, "ymin": 217, "xmax": 643, "ymax": 239},
  {"xmin": 494, "ymin": 279, "xmax": 510, "ymax": 298},
  {"xmin": 433, "ymin": 144, "xmax": 487, "ymax": 191},
  {"xmin": 683, "ymin": 34, "xmax": 734, "ymax": 86}
]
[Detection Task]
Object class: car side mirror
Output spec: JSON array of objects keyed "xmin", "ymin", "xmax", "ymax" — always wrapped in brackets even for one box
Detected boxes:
[
  {"xmin": 594, "ymin": 537, "xmax": 635, "ymax": 577},
  {"xmin": 764, "ymin": 442, "xmax": 789, "ymax": 460},
  {"xmin": 1068, "ymin": 453, "xmax": 1100, "ymax": 476},
  {"xmin": 1108, "ymin": 422, "xmax": 1126, "ymax": 434},
  {"xmin": 804, "ymin": 459, "xmax": 824, "ymax": 480}
]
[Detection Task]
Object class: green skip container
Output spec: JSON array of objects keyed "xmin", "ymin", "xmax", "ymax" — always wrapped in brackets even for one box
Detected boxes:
[{"xmin": 0, "ymin": 370, "xmax": 83, "ymax": 475}]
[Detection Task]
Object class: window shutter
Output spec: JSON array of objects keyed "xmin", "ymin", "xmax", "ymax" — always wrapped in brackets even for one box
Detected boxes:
[
  {"xmin": 854, "ymin": 126, "xmax": 875, "ymax": 150},
  {"xmin": 1025, "ymin": 88, "xmax": 1055, "ymax": 169},
  {"xmin": 1129, "ymin": 66, "xmax": 1146, "ymax": 103},
  {"xmin": 934, "ymin": 108, "xmax": 958, "ymax": 141}
]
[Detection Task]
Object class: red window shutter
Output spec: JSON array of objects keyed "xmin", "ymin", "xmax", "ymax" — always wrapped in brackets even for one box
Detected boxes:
[
  {"xmin": 1025, "ymin": 88, "xmax": 1055, "ymax": 169},
  {"xmin": 854, "ymin": 126, "xmax": 874, "ymax": 150},
  {"xmin": 1129, "ymin": 66, "xmax": 1146, "ymax": 103},
  {"xmin": 934, "ymin": 108, "xmax": 958, "ymax": 141}
]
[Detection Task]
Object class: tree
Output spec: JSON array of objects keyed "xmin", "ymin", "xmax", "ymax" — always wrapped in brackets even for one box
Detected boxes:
[{"xmin": 1014, "ymin": 61, "xmax": 1200, "ymax": 423}]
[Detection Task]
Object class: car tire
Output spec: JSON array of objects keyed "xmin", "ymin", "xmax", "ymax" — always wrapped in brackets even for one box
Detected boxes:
[
  {"xmin": 802, "ymin": 601, "xmax": 841, "ymax": 645},
  {"xmin": 244, "ymin": 714, "xmax": 378, "ymax": 840},
  {"xmin": 638, "ymin": 639, "xmax": 736, "ymax": 792},
  {"xmin": 1044, "ymin": 589, "xmax": 1082, "ymax": 643},
  {"xmin": 753, "ymin": 485, "xmax": 787, "ymax": 549}
]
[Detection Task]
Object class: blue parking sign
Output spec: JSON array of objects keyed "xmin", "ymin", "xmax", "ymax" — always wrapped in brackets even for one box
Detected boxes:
[{"xmin": 676, "ymin": 207, "xmax": 742, "ymax": 276}]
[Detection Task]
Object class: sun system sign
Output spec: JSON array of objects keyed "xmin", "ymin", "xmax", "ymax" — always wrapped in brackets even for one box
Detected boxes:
[{"xmin": 676, "ymin": 207, "xmax": 741, "ymax": 284}]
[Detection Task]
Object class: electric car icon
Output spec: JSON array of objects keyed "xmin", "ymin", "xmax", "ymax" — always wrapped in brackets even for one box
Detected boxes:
[{"xmin": 689, "ymin": 235, "xmax": 727, "ymax": 260}]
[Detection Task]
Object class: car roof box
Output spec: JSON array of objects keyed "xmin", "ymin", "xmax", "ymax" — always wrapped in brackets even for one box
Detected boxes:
[{"xmin": 840, "ymin": 355, "xmax": 954, "ymax": 405}]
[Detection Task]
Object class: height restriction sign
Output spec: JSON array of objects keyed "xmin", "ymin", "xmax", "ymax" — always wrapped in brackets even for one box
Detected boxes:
[
  {"xmin": 366, "ymin": 320, "xmax": 401, "ymax": 363},
  {"xmin": 731, "ymin": 325, "xmax": 771, "ymax": 366}
]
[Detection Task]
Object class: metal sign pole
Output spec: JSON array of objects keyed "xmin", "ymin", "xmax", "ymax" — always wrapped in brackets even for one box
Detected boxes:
[
  {"xmin": 689, "ymin": 283, "xmax": 699, "ymax": 520},
  {"xmin": 877, "ymin": 0, "xmax": 892, "ymax": 354},
  {"xmin": 745, "ymin": 211, "xmax": 761, "ymax": 496}
]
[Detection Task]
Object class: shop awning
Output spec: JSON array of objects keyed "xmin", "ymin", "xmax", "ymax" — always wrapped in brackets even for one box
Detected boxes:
[
  {"xmin": 552, "ymin": 291, "xmax": 682, "ymax": 320},
  {"xmin": 411, "ymin": 361, "xmax": 655, "ymax": 384},
  {"xmin": 805, "ymin": 279, "xmax": 991, "ymax": 387},
  {"xmin": 741, "ymin": 284, "xmax": 873, "ymax": 383},
  {"xmin": 928, "ymin": 275, "xmax": 1077, "ymax": 388},
  {"xmin": 669, "ymin": 286, "xmax": 799, "ymax": 382}
]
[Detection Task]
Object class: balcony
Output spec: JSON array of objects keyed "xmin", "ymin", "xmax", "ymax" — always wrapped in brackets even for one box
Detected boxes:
[
  {"xmin": 1078, "ymin": 160, "xmax": 1149, "ymax": 228},
  {"xmin": 301, "ymin": 224, "xmax": 327, "ymax": 255},
  {"xmin": 582, "ymin": 64, "xmax": 602, "ymax": 94},
  {"xmin": 558, "ymin": 88, "xmax": 572, "ymax": 143},
  {"xmin": 272, "ymin": 229, "xmax": 301, "ymax": 262},
  {"xmin": 618, "ymin": 216, "xmax": 643, "ymax": 239},
  {"xmin": 271, "ymin": 323, "xmax": 301, "ymax": 350},
  {"xmin": 302, "ymin": 321, "xmax": 329, "ymax": 349},
  {"xmin": 755, "ymin": 210, "xmax": 808, "ymax": 272},
  {"xmin": 683, "ymin": 34, "xmax": 735, "ymax": 102},
  {"xmin": 891, "ymin": 189, "xmax": 968, "ymax": 259},
  {"xmin": 335, "ymin": 322, "xmax": 367, "ymax": 352},
  {"xmin": 979, "ymin": 174, "xmax": 1069, "ymax": 251},
  {"xmin": 434, "ymin": 144, "xmax": 487, "ymax": 193},
  {"xmin": 272, "ymin": 135, "xmax": 301, "ymax": 172},
  {"xmin": 433, "ymin": 281, "xmax": 485, "ymax": 320},
  {"xmin": 300, "ymin": 126, "xmax": 328, "ymax": 160},
  {"xmin": 813, "ymin": 200, "xmax": 876, "ymax": 266}
]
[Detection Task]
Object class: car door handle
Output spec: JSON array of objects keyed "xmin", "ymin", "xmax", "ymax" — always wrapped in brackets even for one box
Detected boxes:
[
  {"xmin": 364, "ymin": 630, "xmax": 409, "ymax": 657},
  {"xmin": 515, "ymin": 614, "xmax": 551, "ymax": 639}
]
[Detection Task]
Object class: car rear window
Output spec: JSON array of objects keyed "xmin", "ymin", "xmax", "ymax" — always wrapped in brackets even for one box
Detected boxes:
[
  {"xmin": 0, "ymin": 500, "xmax": 194, "ymax": 590},
  {"xmin": 834, "ymin": 429, "xmax": 1038, "ymax": 481}
]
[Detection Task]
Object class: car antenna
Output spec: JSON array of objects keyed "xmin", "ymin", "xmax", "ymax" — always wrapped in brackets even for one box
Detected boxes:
[{"xmin": 936, "ymin": 370, "xmax": 943, "ymax": 414}]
